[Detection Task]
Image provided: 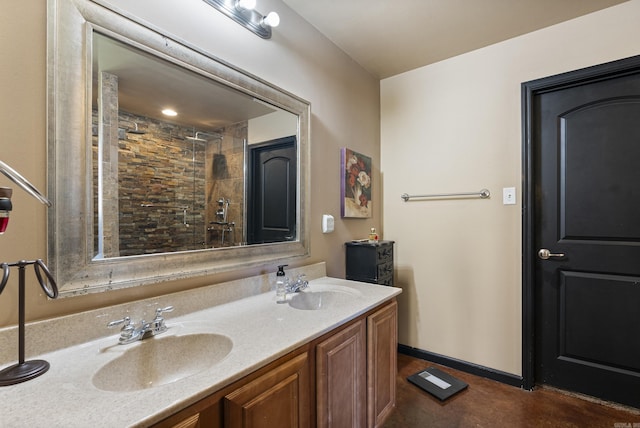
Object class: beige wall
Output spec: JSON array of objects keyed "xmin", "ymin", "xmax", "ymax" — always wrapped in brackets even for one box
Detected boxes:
[
  {"xmin": 0, "ymin": 0, "xmax": 380, "ymax": 327},
  {"xmin": 381, "ymin": 0, "xmax": 640, "ymax": 376},
  {"xmin": 248, "ymin": 110, "xmax": 298, "ymax": 144}
]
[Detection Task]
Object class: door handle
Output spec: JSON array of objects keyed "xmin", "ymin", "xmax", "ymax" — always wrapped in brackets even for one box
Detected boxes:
[{"xmin": 538, "ymin": 248, "xmax": 565, "ymax": 260}]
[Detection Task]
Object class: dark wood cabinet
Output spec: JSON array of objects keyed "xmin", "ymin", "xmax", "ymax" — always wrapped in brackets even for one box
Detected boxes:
[{"xmin": 345, "ymin": 240, "xmax": 395, "ymax": 286}]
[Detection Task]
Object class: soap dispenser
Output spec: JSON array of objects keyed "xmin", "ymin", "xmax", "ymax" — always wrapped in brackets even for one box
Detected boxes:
[{"xmin": 275, "ymin": 264, "xmax": 289, "ymax": 304}]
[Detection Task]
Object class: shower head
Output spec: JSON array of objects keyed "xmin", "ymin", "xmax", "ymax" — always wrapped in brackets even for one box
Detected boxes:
[
  {"xmin": 120, "ymin": 120, "xmax": 146, "ymax": 134},
  {"xmin": 186, "ymin": 133, "xmax": 206, "ymax": 142},
  {"xmin": 186, "ymin": 131, "xmax": 223, "ymax": 142}
]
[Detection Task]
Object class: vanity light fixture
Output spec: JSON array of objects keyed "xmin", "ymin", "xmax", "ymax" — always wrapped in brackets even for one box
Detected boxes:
[
  {"xmin": 261, "ymin": 11, "xmax": 280, "ymax": 29},
  {"xmin": 235, "ymin": 0, "xmax": 256, "ymax": 11},
  {"xmin": 202, "ymin": 0, "xmax": 280, "ymax": 39}
]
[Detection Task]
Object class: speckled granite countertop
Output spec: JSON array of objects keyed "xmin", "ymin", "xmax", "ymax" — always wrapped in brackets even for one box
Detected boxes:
[{"xmin": 0, "ymin": 276, "xmax": 400, "ymax": 427}]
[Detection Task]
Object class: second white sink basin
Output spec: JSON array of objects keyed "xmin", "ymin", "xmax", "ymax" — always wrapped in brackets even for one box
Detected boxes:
[
  {"xmin": 92, "ymin": 333, "xmax": 232, "ymax": 392},
  {"xmin": 288, "ymin": 284, "xmax": 362, "ymax": 310}
]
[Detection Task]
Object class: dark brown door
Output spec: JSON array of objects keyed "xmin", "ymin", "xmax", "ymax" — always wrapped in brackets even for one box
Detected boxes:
[
  {"xmin": 247, "ymin": 136, "xmax": 296, "ymax": 244},
  {"xmin": 525, "ymin": 56, "xmax": 640, "ymax": 408}
]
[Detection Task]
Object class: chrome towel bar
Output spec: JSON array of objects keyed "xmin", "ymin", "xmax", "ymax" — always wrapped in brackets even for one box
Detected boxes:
[{"xmin": 401, "ymin": 189, "xmax": 490, "ymax": 202}]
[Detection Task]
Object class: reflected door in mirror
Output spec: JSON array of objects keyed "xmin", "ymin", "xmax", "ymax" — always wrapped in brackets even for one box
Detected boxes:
[
  {"xmin": 47, "ymin": 0, "xmax": 310, "ymax": 295},
  {"xmin": 248, "ymin": 136, "xmax": 296, "ymax": 244}
]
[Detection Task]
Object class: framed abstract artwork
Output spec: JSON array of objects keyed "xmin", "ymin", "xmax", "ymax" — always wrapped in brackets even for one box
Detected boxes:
[{"xmin": 341, "ymin": 148, "xmax": 372, "ymax": 218}]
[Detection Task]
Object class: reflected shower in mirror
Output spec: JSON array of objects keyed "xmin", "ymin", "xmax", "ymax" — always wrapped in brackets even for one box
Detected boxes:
[
  {"xmin": 47, "ymin": 0, "xmax": 310, "ymax": 296},
  {"xmin": 91, "ymin": 33, "xmax": 297, "ymax": 259}
]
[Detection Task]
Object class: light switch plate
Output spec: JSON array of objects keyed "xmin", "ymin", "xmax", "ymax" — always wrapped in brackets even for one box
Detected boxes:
[
  {"xmin": 503, "ymin": 187, "xmax": 516, "ymax": 205},
  {"xmin": 322, "ymin": 214, "xmax": 334, "ymax": 233}
]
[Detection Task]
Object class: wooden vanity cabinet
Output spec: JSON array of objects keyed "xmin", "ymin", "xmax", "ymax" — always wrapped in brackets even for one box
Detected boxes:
[
  {"xmin": 224, "ymin": 352, "xmax": 311, "ymax": 428},
  {"xmin": 316, "ymin": 319, "xmax": 367, "ymax": 427},
  {"xmin": 153, "ymin": 299, "xmax": 397, "ymax": 428},
  {"xmin": 154, "ymin": 348, "xmax": 310, "ymax": 428},
  {"xmin": 154, "ymin": 391, "xmax": 223, "ymax": 428},
  {"xmin": 315, "ymin": 300, "xmax": 398, "ymax": 428},
  {"xmin": 367, "ymin": 300, "xmax": 398, "ymax": 427}
]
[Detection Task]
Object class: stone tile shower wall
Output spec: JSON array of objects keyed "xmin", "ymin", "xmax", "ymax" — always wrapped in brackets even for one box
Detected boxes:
[
  {"xmin": 92, "ymin": 111, "xmax": 247, "ymax": 256},
  {"xmin": 117, "ymin": 112, "xmax": 206, "ymax": 256}
]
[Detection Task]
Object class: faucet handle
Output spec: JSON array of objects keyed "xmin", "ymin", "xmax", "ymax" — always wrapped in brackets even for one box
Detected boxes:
[
  {"xmin": 107, "ymin": 316, "xmax": 132, "ymax": 329},
  {"xmin": 107, "ymin": 316, "xmax": 137, "ymax": 343},
  {"xmin": 155, "ymin": 306, "xmax": 174, "ymax": 317},
  {"xmin": 152, "ymin": 306, "xmax": 174, "ymax": 333},
  {"xmin": 296, "ymin": 274, "xmax": 309, "ymax": 288}
]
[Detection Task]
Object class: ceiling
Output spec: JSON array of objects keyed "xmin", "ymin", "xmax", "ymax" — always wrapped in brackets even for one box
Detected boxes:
[
  {"xmin": 282, "ymin": 0, "xmax": 628, "ymax": 79},
  {"xmin": 91, "ymin": 0, "xmax": 629, "ymax": 130},
  {"xmin": 93, "ymin": 33, "xmax": 278, "ymax": 131}
]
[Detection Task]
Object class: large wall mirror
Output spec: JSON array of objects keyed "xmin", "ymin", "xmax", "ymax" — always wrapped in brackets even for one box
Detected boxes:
[{"xmin": 47, "ymin": 0, "xmax": 310, "ymax": 296}]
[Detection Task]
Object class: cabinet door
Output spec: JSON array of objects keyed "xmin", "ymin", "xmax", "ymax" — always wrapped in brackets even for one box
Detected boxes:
[
  {"xmin": 169, "ymin": 413, "xmax": 202, "ymax": 428},
  {"xmin": 316, "ymin": 320, "xmax": 366, "ymax": 428},
  {"xmin": 224, "ymin": 352, "xmax": 310, "ymax": 428},
  {"xmin": 152, "ymin": 394, "xmax": 222, "ymax": 428},
  {"xmin": 367, "ymin": 301, "xmax": 398, "ymax": 427}
]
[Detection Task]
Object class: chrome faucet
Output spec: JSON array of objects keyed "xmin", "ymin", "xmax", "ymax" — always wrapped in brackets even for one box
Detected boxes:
[
  {"xmin": 287, "ymin": 274, "xmax": 309, "ymax": 293},
  {"xmin": 107, "ymin": 306, "xmax": 174, "ymax": 345}
]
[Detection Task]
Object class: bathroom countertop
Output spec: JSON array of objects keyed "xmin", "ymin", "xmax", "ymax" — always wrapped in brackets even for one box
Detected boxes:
[{"xmin": 0, "ymin": 276, "xmax": 401, "ymax": 427}]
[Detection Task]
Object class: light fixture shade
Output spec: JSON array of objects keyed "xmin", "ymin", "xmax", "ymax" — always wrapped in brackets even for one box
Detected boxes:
[
  {"xmin": 235, "ymin": 0, "xmax": 255, "ymax": 11},
  {"xmin": 262, "ymin": 11, "xmax": 280, "ymax": 28},
  {"xmin": 202, "ymin": 0, "xmax": 278, "ymax": 39}
]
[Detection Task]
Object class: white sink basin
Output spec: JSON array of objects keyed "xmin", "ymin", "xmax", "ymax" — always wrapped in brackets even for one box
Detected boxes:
[
  {"xmin": 92, "ymin": 333, "xmax": 232, "ymax": 392},
  {"xmin": 288, "ymin": 284, "xmax": 362, "ymax": 310}
]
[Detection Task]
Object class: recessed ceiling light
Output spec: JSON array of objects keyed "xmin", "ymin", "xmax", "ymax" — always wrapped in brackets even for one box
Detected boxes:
[{"xmin": 162, "ymin": 108, "xmax": 177, "ymax": 117}]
